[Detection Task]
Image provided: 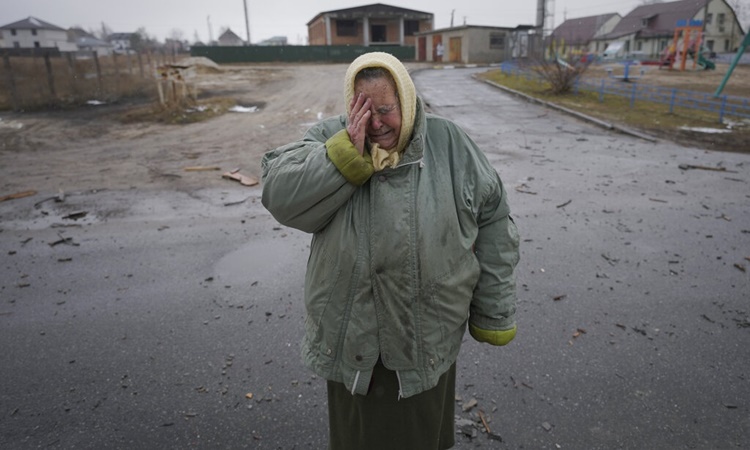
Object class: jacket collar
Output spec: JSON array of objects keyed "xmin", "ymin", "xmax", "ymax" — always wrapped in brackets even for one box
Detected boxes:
[{"xmin": 397, "ymin": 96, "xmax": 426, "ymax": 166}]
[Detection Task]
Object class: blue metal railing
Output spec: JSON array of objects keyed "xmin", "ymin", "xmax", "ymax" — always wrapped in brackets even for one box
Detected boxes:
[{"xmin": 498, "ymin": 63, "xmax": 750, "ymax": 123}]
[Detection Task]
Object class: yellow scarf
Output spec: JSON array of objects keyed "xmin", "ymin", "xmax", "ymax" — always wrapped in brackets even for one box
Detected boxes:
[{"xmin": 344, "ymin": 52, "xmax": 417, "ymax": 171}]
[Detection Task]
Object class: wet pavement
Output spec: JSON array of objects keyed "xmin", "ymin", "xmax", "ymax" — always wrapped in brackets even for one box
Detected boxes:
[{"xmin": 1, "ymin": 67, "xmax": 749, "ymax": 449}]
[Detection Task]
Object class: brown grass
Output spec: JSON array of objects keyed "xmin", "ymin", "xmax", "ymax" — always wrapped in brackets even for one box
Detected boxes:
[{"xmin": 479, "ymin": 62, "xmax": 750, "ymax": 152}]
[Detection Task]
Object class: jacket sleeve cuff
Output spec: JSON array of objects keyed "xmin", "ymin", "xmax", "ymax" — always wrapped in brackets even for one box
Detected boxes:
[
  {"xmin": 326, "ymin": 130, "xmax": 374, "ymax": 186},
  {"xmin": 469, "ymin": 323, "xmax": 517, "ymax": 346}
]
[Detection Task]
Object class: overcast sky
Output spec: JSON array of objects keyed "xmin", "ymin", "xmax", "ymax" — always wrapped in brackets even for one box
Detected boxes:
[{"xmin": 0, "ymin": 0, "xmax": 707, "ymax": 44}]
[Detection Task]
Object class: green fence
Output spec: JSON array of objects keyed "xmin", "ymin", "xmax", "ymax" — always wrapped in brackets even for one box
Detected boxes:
[{"xmin": 190, "ymin": 45, "xmax": 416, "ymax": 64}]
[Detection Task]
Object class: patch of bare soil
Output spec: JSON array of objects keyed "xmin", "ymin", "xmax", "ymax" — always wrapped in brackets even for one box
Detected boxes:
[{"xmin": 0, "ymin": 64, "xmax": 350, "ymax": 196}]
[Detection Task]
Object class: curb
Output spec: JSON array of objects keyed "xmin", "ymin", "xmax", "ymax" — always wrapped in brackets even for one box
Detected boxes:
[{"xmin": 474, "ymin": 75, "xmax": 657, "ymax": 142}]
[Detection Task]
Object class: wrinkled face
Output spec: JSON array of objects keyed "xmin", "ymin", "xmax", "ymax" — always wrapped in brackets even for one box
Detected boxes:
[{"xmin": 354, "ymin": 77, "xmax": 401, "ymax": 151}]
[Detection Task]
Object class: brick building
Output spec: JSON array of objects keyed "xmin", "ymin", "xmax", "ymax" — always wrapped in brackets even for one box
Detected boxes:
[{"xmin": 307, "ymin": 3, "xmax": 433, "ymax": 46}]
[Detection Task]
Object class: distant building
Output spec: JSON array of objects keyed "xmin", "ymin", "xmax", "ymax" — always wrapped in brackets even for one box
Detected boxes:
[
  {"xmin": 552, "ymin": 13, "xmax": 621, "ymax": 55},
  {"xmin": 258, "ymin": 36, "xmax": 288, "ymax": 46},
  {"xmin": 415, "ymin": 25, "xmax": 513, "ymax": 64},
  {"xmin": 307, "ymin": 3, "xmax": 433, "ymax": 46},
  {"xmin": 0, "ymin": 16, "xmax": 77, "ymax": 51},
  {"xmin": 217, "ymin": 28, "xmax": 244, "ymax": 46},
  {"xmin": 107, "ymin": 32, "xmax": 137, "ymax": 54},
  {"xmin": 592, "ymin": 0, "xmax": 745, "ymax": 57},
  {"xmin": 68, "ymin": 27, "xmax": 113, "ymax": 56}
]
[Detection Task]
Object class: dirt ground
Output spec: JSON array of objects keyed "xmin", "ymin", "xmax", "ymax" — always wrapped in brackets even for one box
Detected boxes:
[
  {"xmin": 588, "ymin": 60, "xmax": 750, "ymax": 96},
  {"xmin": 0, "ymin": 59, "xmax": 748, "ymax": 198},
  {"xmin": 0, "ymin": 62, "xmax": 352, "ymax": 197}
]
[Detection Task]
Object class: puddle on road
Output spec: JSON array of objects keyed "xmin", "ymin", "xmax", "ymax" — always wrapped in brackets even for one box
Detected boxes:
[{"xmin": 213, "ymin": 235, "xmax": 308, "ymax": 287}]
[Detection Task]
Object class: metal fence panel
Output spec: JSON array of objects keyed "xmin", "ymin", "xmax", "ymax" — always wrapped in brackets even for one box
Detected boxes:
[
  {"xmin": 499, "ymin": 63, "xmax": 750, "ymax": 123},
  {"xmin": 190, "ymin": 45, "xmax": 415, "ymax": 64}
]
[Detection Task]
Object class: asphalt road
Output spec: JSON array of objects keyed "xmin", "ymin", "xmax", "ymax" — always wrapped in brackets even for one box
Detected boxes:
[{"xmin": 1, "ymin": 67, "xmax": 748, "ymax": 449}]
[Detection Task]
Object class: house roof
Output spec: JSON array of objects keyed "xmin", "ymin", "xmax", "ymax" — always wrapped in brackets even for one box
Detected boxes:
[
  {"xmin": 307, "ymin": 3, "xmax": 433, "ymax": 26},
  {"xmin": 107, "ymin": 32, "xmax": 136, "ymax": 41},
  {"xmin": 77, "ymin": 36, "xmax": 113, "ymax": 48},
  {"xmin": 0, "ymin": 16, "xmax": 66, "ymax": 31},
  {"xmin": 218, "ymin": 29, "xmax": 243, "ymax": 41},
  {"xmin": 553, "ymin": 13, "xmax": 620, "ymax": 45},
  {"xmin": 600, "ymin": 0, "xmax": 709, "ymax": 40},
  {"xmin": 416, "ymin": 24, "xmax": 514, "ymax": 36}
]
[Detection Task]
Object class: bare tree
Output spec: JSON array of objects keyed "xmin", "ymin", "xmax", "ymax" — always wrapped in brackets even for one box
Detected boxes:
[{"xmin": 99, "ymin": 22, "xmax": 113, "ymax": 40}]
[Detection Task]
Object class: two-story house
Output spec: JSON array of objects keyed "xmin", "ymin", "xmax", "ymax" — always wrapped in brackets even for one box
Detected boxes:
[
  {"xmin": 0, "ymin": 16, "xmax": 77, "ymax": 51},
  {"xmin": 552, "ymin": 13, "xmax": 622, "ymax": 56},
  {"xmin": 593, "ymin": 0, "xmax": 745, "ymax": 58}
]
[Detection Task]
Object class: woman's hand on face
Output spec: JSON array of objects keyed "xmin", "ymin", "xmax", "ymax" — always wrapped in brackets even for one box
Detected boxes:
[{"xmin": 347, "ymin": 93, "xmax": 371, "ymax": 156}]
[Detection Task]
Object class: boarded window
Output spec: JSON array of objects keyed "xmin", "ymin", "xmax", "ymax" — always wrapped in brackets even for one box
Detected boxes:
[
  {"xmin": 337, "ymin": 20, "xmax": 357, "ymax": 37},
  {"xmin": 490, "ymin": 33, "xmax": 505, "ymax": 49},
  {"xmin": 404, "ymin": 20, "xmax": 420, "ymax": 36}
]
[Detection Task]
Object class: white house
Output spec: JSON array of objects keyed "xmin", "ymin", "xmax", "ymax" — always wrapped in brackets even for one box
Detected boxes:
[
  {"xmin": 107, "ymin": 32, "xmax": 136, "ymax": 54},
  {"xmin": 0, "ymin": 16, "xmax": 78, "ymax": 51}
]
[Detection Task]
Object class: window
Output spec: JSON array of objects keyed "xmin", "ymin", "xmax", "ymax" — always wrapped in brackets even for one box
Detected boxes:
[
  {"xmin": 34, "ymin": 41, "xmax": 40, "ymax": 48},
  {"xmin": 490, "ymin": 33, "xmax": 505, "ymax": 49},
  {"xmin": 32, "ymin": 29, "xmax": 37, "ymax": 36},
  {"xmin": 705, "ymin": 13, "xmax": 713, "ymax": 25},
  {"xmin": 11, "ymin": 29, "xmax": 17, "ymax": 36},
  {"xmin": 371, "ymin": 24, "xmax": 386, "ymax": 42},
  {"xmin": 706, "ymin": 40, "xmax": 714, "ymax": 51},
  {"xmin": 718, "ymin": 13, "xmax": 725, "ymax": 24},
  {"xmin": 336, "ymin": 19, "xmax": 357, "ymax": 37},
  {"xmin": 13, "ymin": 41, "xmax": 20, "ymax": 48},
  {"xmin": 636, "ymin": 41, "xmax": 642, "ymax": 51},
  {"xmin": 404, "ymin": 20, "xmax": 419, "ymax": 36},
  {"xmin": 725, "ymin": 39, "xmax": 730, "ymax": 51}
]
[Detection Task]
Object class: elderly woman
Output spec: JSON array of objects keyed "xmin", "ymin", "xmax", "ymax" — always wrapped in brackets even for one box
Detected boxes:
[{"xmin": 261, "ymin": 52, "xmax": 519, "ymax": 449}]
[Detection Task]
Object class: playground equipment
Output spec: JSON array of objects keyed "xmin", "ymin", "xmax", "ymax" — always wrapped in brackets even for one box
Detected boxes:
[
  {"xmin": 715, "ymin": 32, "xmax": 750, "ymax": 97},
  {"xmin": 606, "ymin": 61, "xmax": 645, "ymax": 82},
  {"xmin": 662, "ymin": 19, "xmax": 715, "ymax": 71}
]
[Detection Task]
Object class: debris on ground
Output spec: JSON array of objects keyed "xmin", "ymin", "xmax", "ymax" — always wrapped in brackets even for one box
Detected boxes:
[
  {"xmin": 0, "ymin": 190, "xmax": 36, "ymax": 202},
  {"xmin": 461, "ymin": 398, "xmax": 478, "ymax": 412},
  {"xmin": 222, "ymin": 169, "xmax": 259, "ymax": 186},
  {"xmin": 678, "ymin": 163, "xmax": 736, "ymax": 173},
  {"xmin": 62, "ymin": 211, "xmax": 88, "ymax": 221},
  {"xmin": 34, "ymin": 190, "xmax": 65, "ymax": 208},
  {"xmin": 184, "ymin": 166, "xmax": 221, "ymax": 172}
]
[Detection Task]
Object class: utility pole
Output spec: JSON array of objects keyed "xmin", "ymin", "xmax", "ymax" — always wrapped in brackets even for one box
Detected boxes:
[
  {"xmin": 450, "ymin": 9, "xmax": 455, "ymax": 27},
  {"xmin": 207, "ymin": 15, "xmax": 214, "ymax": 44},
  {"xmin": 243, "ymin": 0, "xmax": 251, "ymax": 45}
]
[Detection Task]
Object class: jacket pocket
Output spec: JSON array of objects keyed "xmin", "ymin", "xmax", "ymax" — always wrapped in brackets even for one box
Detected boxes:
[
  {"xmin": 303, "ymin": 231, "xmax": 345, "ymax": 361},
  {"xmin": 421, "ymin": 250, "xmax": 480, "ymax": 365}
]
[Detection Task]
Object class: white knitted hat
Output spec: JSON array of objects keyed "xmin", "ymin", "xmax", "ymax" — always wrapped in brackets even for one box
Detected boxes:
[{"xmin": 344, "ymin": 52, "xmax": 416, "ymax": 155}]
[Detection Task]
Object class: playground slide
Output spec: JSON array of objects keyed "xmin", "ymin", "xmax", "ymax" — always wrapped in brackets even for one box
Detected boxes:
[{"xmin": 697, "ymin": 53, "xmax": 716, "ymax": 70}]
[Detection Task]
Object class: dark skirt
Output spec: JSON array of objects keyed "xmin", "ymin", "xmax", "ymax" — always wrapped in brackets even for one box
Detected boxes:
[{"xmin": 327, "ymin": 361, "xmax": 456, "ymax": 450}]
